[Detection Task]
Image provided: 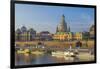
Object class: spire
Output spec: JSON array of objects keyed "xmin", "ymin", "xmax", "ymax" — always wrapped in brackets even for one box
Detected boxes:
[
  {"xmin": 90, "ymin": 24, "xmax": 94, "ymax": 31},
  {"xmin": 62, "ymin": 14, "xmax": 65, "ymax": 19},
  {"xmin": 56, "ymin": 26, "xmax": 58, "ymax": 32},
  {"xmin": 56, "ymin": 14, "xmax": 69, "ymax": 33},
  {"xmin": 68, "ymin": 26, "xmax": 70, "ymax": 32},
  {"xmin": 60, "ymin": 14, "xmax": 67, "ymax": 32},
  {"xmin": 21, "ymin": 26, "xmax": 27, "ymax": 32},
  {"xmin": 61, "ymin": 14, "xmax": 65, "ymax": 24}
]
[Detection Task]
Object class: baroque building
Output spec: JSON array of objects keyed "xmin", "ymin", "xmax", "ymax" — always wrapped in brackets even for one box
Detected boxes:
[
  {"xmin": 53, "ymin": 14, "xmax": 71, "ymax": 41},
  {"xmin": 20, "ymin": 26, "xmax": 27, "ymax": 41},
  {"xmin": 53, "ymin": 32, "xmax": 73, "ymax": 41},
  {"xmin": 56, "ymin": 14, "xmax": 70, "ymax": 33},
  {"xmin": 89, "ymin": 24, "xmax": 95, "ymax": 39},
  {"xmin": 73, "ymin": 32, "xmax": 83, "ymax": 40},
  {"xmin": 27, "ymin": 28, "xmax": 36, "ymax": 41},
  {"xmin": 15, "ymin": 26, "xmax": 36, "ymax": 41},
  {"xmin": 39, "ymin": 31, "xmax": 52, "ymax": 41},
  {"xmin": 53, "ymin": 14, "xmax": 83, "ymax": 41},
  {"xmin": 15, "ymin": 28, "xmax": 21, "ymax": 41}
]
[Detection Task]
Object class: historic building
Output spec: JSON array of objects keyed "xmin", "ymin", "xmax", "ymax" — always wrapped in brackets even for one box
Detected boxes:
[
  {"xmin": 27, "ymin": 28, "xmax": 36, "ymax": 41},
  {"xmin": 89, "ymin": 25, "xmax": 95, "ymax": 39},
  {"xmin": 20, "ymin": 26, "xmax": 28, "ymax": 41},
  {"xmin": 15, "ymin": 15, "xmax": 86, "ymax": 41},
  {"xmin": 53, "ymin": 14, "xmax": 71, "ymax": 41},
  {"xmin": 15, "ymin": 28, "xmax": 21, "ymax": 41},
  {"xmin": 53, "ymin": 14, "xmax": 83, "ymax": 41},
  {"xmin": 53, "ymin": 32, "xmax": 67, "ymax": 41},
  {"xmin": 67, "ymin": 32, "xmax": 73, "ymax": 40},
  {"xmin": 15, "ymin": 26, "xmax": 36, "ymax": 41},
  {"xmin": 82, "ymin": 32, "xmax": 89, "ymax": 40},
  {"xmin": 53, "ymin": 32, "xmax": 73, "ymax": 41},
  {"xmin": 39, "ymin": 31, "xmax": 52, "ymax": 41},
  {"xmin": 73, "ymin": 32, "xmax": 83, "ymax": 40},
  {"xmin": 56, "ymin": 14, "xmax": 70, "ymax": 32}
]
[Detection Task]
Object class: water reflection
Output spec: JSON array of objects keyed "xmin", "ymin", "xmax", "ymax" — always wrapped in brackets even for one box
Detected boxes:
[{"xmin": 15, "ymin": 52, "xmax": 93, "ymax": 66}]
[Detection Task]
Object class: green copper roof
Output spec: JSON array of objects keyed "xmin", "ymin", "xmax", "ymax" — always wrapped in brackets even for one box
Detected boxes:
[{"xmin": 56, "ymin": 32, "xmax": 66, "ymax": 35}]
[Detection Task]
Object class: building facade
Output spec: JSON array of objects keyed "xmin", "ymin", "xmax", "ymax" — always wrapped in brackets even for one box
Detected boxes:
[
  {"xmin": 53, "ymin": 32, "xmax": 73, "ymax": 41},
  {"xmin": 27, "ymin": 28, "xmax": 36, "ymax": 41},
  {"xmin": 89, "ymin": 25, "xmax": 95, "ymax": 39},
  {"xmin": 53, "ymin": 14, "xmax": 72, "ymax": 41},
  {"xmin": 15, "ymin": 26, "xmax": 36, "ymax": 41},
  {"xmin": 39, "ymin": 31, "xmax": 52, "ymax": 41},
  {"xmin": 73, "ymin": 32, "xmax": 83, "ymax": 40},
  {"xmin": 56, "ymin": 14, "xmax": 70, "ymax": 32},
  {"xmin": 15, "ymin": 28, "xmax": 21, "ymax": 41},
  {"xmin": 20, "ymin": 26, "xmax": 27, "ymax": 41}
]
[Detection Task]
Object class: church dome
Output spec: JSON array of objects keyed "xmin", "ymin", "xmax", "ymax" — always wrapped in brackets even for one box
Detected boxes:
[
  {"xmin": 21, "ymin": 26, "xmax": 27, "ymax": 32},
  {"xmin": 90, "ymin": 25, "xmax": 94, "ymax": 32},
  {"xmin": 28, "ymin": 28, "xmax": 36, "ymax": 32},
  {"xmin": 56, "ymin": 14, "xmax": 69, "ymax": 32}
]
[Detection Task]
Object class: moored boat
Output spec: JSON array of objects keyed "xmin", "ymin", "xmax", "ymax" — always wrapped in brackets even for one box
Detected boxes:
[
  {"xmin": 64, "ymin": 51, "xmax": 76, "ymax": 57},
  {"xmin": 17, "ymin": 49, "xmax": 30, "ymax": 54},
  {"xmin": 31, "ymin": 51, "xmax": 44, "ymax": 55},
  {"xmin": 52, "ymin": 51, "xmax": 76, "ymax": 57}
]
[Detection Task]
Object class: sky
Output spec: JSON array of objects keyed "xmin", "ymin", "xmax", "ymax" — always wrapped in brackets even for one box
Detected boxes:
[{"xmin": 15, "ymin": 3, "xmax": 94, "ymax": 33}]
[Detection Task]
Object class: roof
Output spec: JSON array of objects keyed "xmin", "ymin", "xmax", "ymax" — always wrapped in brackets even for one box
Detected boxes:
[{"xmin": 40, "ymin": 31, "xmax": 50, "ymax": 34}]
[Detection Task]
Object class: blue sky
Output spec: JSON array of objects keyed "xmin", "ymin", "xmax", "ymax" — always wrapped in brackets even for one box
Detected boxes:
[{"xmin": 15, "ymin": 4, "xmax": 94, "ymax": 33}]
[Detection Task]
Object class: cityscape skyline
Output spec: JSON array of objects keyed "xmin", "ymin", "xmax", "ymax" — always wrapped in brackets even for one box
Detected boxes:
[{"xmin": 15, "ymin": 4, "xmax": 94, "ymax": 33}]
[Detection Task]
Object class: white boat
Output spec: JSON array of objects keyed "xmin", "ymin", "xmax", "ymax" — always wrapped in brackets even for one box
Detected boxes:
[
  {"xmin": 52, "ymin": 51, "xmax": 65, "ymax": 57},
  {"xmin": 64, "ymin": 51, "xmax": 75, "ymax": 57},
  {"xmin": 17, "ymin": 49, "xmax": 30, "ymax": 54},
  {"xmin": 31, "ymin": 51, "xmax": 44, "ymax": 55},
  {"xmin": 52, "ymin": 51, "xmax": 76, "ymax": 57}
]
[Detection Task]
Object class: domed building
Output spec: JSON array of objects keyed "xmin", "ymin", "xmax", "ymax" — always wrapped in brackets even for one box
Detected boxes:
[
  {"xmin": 20, "ymin": 26, "xmax": 28, "ymax": 41},
  {"xmin": 74, "ymin": 32, "xmax": 83, "ymax": 40},
  {"xmin": 27, "ymin": 28, "xmax": 36, "ymax": 41},
  {"xmin": 56, "ymin": 14, "xmax": 70, "ymax": 33},
  {"xmin": 53, "ymin": 15, "xmax": 71, "ymax": 41},
  {"xmin": 15, "ymin": 28, "xmax": 21, "ymax": 41},
  {"xmin": 39, "ymin": 31, "xmax": 52, "ymax": 41},
  {"xmin": 21, "ymin": 26, "xmax": 27, "ymax": 32},
  {"xmin": 15, "ymin": 26, "xmax": 36, "ymax": 41}
]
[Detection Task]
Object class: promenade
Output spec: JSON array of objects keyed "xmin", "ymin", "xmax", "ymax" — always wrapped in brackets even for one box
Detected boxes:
[{"xmin": 15, "ymin": 40, "xmax": 94, "ymax": 48}]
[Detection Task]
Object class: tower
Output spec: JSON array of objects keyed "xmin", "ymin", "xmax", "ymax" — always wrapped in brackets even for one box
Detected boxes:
[
  {"xmin": 67, "ymin": 26, "xmax": 70, "ymax": 32},
  {"xmin": 54, "ymin": 14, "xmax": 71, "ymax": 41},
  {"xmin": 57, "ymin": 14, "xmax": 68, "ymax": 33},
  {"xmin": 56, "ymin": 26, "xmax": 58, "ymax": 32},
  {"xmin": 89, "ymin": 24, "xmax": 94, "ymax": 39}
]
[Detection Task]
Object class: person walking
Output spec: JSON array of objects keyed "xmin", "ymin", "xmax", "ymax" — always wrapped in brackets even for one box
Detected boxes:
[
  {"xmin": 69, "ymin": 43, "xmax": 72, "ymax": 51},
  {"xmin": 76, "ymin": 41, "xmax": 82, "ymax": 49},
  {"xmin": 75, "ymin": 41, "xmax": 82, "ymax": 54}
]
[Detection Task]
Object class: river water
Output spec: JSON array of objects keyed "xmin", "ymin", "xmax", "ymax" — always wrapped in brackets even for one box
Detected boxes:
[{"xmin": 15, "ymin": 53, "xmax": 94, "ymax": 66}]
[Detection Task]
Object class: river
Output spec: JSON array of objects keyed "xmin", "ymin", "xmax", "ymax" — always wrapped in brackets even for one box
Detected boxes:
[{"xmin": 15, "ymin": 52, "xmax": 94, "ymax": 66}]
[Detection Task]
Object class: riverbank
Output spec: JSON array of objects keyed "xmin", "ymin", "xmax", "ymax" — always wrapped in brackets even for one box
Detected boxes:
[{"xmin": 15, "ymin": 40, "xmax": 94, "ymax": 48}]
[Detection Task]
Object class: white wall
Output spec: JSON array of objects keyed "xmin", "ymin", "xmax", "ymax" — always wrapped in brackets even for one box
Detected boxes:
[{"xmin": 0, "ymin": 0, "xmax": 99, "ymax": 69}]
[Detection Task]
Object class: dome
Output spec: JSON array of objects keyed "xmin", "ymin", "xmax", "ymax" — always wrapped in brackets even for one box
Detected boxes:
[
  {"xmin": 90, "ymin": 25, "xmax": 94, "ymax": 31},
  {"xmin": 16, "ymin": 28, "xmax": 21, "ymax": 33},
  {"xmin": 21, "ymin": 26, "xmax": 27, "ymax": 32},
  {"xmin": 57, "ymin": 14, "xmax": 67, "ymax": 32},
  {"xmin": 28, "ymin": 28, "xmax": 36, "ymax": 32}
]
